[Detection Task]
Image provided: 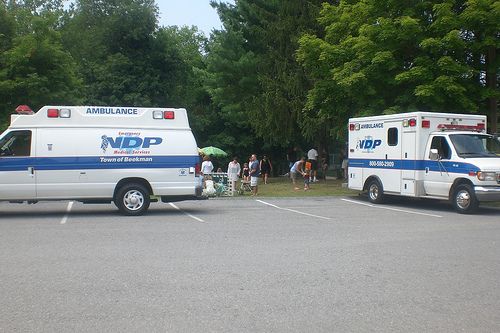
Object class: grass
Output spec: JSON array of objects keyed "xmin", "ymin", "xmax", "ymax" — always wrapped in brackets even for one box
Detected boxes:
[{"xmin": 236, "ymin": 176, "xmax": 358, "ymax": 198}]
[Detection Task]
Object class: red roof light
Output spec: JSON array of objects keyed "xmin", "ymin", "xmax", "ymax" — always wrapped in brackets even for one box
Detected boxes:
[
  {"xmin": 47, "ymin": 109, "xmax": 59, "ymax": 118},
  {"xmin": 164, "ymin": 111, "xmax": 175, "ymax": 119},
  {"xmin": 15, "ymin": 105, "xmax": 33, "ymax": 114}
]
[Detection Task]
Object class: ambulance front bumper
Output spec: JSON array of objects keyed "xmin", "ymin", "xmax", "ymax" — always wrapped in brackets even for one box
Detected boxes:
[{"xmin": 474, "ymin": 186, "xmax": 500, "ymax": 202}]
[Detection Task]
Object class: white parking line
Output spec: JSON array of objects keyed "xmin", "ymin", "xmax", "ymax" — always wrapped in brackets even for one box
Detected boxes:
[
  {"xmin": 60, "ymin": 201, "xmax": 74, "ymax": 224},
  {"xmin": 256, "ymin": 200, "xmax": 332, "ymax": 220},
  {"xmin": 341, "ymin": 198, "xmax": 443, "ymax": 218},
  {"xmin": 168, "ymin": 203, "xmax": 205, "ymax": 222}
]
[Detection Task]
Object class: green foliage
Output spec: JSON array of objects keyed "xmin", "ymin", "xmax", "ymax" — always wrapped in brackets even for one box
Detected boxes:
[
  {"xmin": 0, "ymin": 1, "xmax": 82, "ymax": 128},
  {"xmin": 1, "ymin": 0, "xmax": 497, "ymax": 149},
  {"xmin": 298, "ymin": 0, "xmax": 499, "ymax": 138},
  {"xmin": 207, "ymin": 0, "xmax": 324, "ymax": 148}
]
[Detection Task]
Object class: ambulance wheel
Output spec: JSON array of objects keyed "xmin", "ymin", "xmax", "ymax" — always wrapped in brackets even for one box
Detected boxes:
[
  {"xmin": 367, "ymin": 179, "xmax": 384, "ymax": 204},
  {"xmin": 115, "ymin": 183, "xmax": 150, "ymax": 216},
  {"xmin": 452, "ymin": 184, "xmax": 478, "ymax": 214}
]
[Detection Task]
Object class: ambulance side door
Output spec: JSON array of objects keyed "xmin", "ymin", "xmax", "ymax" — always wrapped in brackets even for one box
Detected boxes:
[
  {"xmin": 35, "ymin": 128, "xmax": 79, "ymax": 198},
  {"xmin": 0, "ymin": 130, "xmax": 36, "ymax": 200}
]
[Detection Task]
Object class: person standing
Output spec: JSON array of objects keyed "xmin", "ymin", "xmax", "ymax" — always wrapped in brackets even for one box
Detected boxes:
[
  {"xmin": 227, "ymin": 156, "xmax": 241, "ymax": 194},
  {"xmin": 290, "ymin": 157, "xmax": 305, "ymax": 190},
  {"xmin": 259, "ymin": 155, "xmax": 273, "ymax": 184},
  {"xmin": 201, "ymin": 155, "xmax": 214, "ymax": 179},
  {"xmin": 249, "ymin": 154, "xmax": 260, "ymax": 196},
  {"xmin": 307, "ymin": 147, "xmax": 319, "ymax": 182}
]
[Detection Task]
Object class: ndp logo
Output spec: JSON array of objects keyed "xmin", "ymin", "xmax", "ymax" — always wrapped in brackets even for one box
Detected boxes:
[
  {"xmin": 101, "ymin": 135, "xmax": 163, "ymax": 153},
  {"xmin": 356, "ymin": 137, "xmax": 382, "ymax": 152}
]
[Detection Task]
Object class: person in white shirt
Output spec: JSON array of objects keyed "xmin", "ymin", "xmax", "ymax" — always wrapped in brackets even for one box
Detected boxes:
[
  {"xmin": 227, "ymin": 156, "xmax": 241, "ymax": 194},
  {"xmin": 307, "ymin": 147, "xmax": 319, "ymax": 182},
  {"xmin": 201, "ymin": 155, "xmax": 214, "ymax": 179}
]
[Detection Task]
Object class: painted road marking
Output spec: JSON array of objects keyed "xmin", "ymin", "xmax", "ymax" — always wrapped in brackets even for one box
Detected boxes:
[
  {"xmin": 168, "ymin": 203, "xmax": 205, "ymax": 222},
  {"xmin": 341, "ymin": 198, "xmax": 443, "ymax": 218},
  {"xmin": 60, "ymin": 201, "xmax": 74, "ymax": 224},
  {"xmin": 256, "ymin": 200, "xmax": 332, "ymax": 220}
]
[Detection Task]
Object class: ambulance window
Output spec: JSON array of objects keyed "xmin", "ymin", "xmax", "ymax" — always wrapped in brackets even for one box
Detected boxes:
[
  {"xmin": 0, "ymin": 131, "xmax": 32, "ymax": 157},
  {"xmin": 387, "ymin": 128, "xmax": 398, "ymax": 146},
  {"xmin": 430, "ymin": 136, "xmax": 451, "ymax": 159}
]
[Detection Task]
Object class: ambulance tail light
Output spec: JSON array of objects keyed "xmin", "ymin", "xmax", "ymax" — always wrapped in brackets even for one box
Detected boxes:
[
  {"xmin": 194, "ymin": 163, "xmax": 201, "ymax": 176},
  {"xmin": 422, "ymin": 120, "xmax": 430, "ymax": 128},
  {"xmin": 47, "ymin": 109, "xmax": 59, "ymax": 118}
]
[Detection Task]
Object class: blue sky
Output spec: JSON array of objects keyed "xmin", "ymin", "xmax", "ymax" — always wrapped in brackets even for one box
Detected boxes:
[{"xmin": 156, "ymin": 0, "xmax": 231, "ymax": 36}]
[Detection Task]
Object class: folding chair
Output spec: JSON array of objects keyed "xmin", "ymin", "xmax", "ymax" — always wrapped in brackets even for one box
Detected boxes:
[{"xmin": 238, "ymin": 180, "xmax": 252, "ymax": 195}]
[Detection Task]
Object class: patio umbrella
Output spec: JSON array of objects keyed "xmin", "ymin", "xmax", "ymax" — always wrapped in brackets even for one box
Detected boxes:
[{"xmin": 200, "ymin": 146, "xmax": 228, "ymax": 157}]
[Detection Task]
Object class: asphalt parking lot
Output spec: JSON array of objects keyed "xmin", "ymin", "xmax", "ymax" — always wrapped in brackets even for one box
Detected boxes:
[{"xmin": 1, "ymin": 196, "xmax": 499, "ymax": 332}]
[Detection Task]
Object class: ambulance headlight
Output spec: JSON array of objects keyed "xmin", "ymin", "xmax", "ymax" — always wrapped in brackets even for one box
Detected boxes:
[
  {"xmin": 153, "ymin": 110, "xmax": 163, "ymax": 119},
  {"xmin": 477, "ymin": 171, "xmax": 496, "ymax": 181},
  {"xmin": 59, "ymin": 108, "xmax": 71, "ymax": 118}
]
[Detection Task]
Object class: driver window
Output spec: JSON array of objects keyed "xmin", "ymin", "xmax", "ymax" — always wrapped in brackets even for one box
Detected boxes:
[
  {"xmin": 0, "ymin": 131, "xmax": 32, "ymax": 157},
  {"xmin": 430, "ymin": 136, "xmax": 451, "ymax": 159}
]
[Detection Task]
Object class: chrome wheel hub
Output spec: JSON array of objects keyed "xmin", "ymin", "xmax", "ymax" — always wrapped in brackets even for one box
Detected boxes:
[
  {"xmin": 123, "ymin": 190, "xmax": 144, "ymax": 211},
  {"xmin": 456, "ymin": 190, "xmax": 470, "ymax": 210}
]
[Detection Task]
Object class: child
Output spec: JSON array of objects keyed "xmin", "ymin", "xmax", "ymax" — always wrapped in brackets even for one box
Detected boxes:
[
  {"xmin": 303, "ymin": 160, "xmax": 312, "ymax": 191},
  {"xmin": 242, "ymin": 162, "xmax": 250, "ymax": 181}
]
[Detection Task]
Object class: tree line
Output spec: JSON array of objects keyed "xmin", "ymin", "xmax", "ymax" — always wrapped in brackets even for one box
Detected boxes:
[{"xmin": 1, "ymin": 0, "xmax": 498, "ymax": 163}]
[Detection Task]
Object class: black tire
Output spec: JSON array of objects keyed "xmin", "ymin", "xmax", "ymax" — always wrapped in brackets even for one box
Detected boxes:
[
  {"xmin": 367, "ymin": 179, "xmax": 384, "ymax": 204},
  {"xmin": 114, "ymin": 183, "xmax": 150, "ymax": 216},
  {"xmin": 452, "ymin": 183, "xmax": 478, "ymax": 214}
]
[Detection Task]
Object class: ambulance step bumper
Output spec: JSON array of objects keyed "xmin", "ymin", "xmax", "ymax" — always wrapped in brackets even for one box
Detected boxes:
[{"xmin": 474, "ymin": 186, "xmax": 500, "ymax": 202}]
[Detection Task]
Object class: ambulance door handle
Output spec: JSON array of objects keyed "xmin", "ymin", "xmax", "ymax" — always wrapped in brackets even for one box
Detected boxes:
[
  {"xmin": 425, "ymin": 167, "xmax": 429, "ymax": 174},
  {"xmin": 28, "ymin": 167, "xmax": 34, "ymax": 175},
  {"xmin": 385, "ymin": 154, "xmax": 388, "ymax": 160}
]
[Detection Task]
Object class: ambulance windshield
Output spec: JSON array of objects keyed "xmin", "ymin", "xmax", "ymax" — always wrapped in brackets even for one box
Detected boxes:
[{"xmin": 449, "ymin": 134, "xmax": 500, "ymax": 158}]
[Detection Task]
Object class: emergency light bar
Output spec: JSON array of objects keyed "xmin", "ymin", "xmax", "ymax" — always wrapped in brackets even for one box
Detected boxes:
[
  {"xmin": 437, "ymin": 123, "xmax": 485, "ymax": 132},
  {"xmin": 15, "ymin": 105, "xmax": 34, "ymax": 115}
]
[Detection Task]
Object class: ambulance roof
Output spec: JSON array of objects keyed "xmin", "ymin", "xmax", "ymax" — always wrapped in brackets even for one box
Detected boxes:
[
  {"xmin": 9, "ymin": 106, "xmax": 191, "ymax": 130},
  {"xmin": 349, "ymin": 111, "xmax": 486, "ymax": 122}
]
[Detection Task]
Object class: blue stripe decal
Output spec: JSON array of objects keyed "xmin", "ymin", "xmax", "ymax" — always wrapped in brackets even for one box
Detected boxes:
[
  {"xmin": 0, "ymin": 155, "xmax": 200, "ymax": 172},
  {"xmin": 348, "ymin": 158, "xmax": 479, "ymax": 174}
]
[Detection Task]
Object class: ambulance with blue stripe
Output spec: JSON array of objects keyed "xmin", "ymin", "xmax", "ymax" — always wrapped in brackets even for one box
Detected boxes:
[
  {"xmin": 0, "ymin": 105, "xmax": 203, "ymax": 215},
  {"xmin": 348, "ymin": 112, "xmax": 500, "ymax": 213}
]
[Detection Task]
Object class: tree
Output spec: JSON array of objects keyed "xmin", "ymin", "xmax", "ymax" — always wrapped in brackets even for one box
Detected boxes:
[
  {"xmin": 298, "ymin": 0, "xmax": 499, "ymax": 139},
  {"xmin": 207, "ymin": 0, "xmax": 324, "ymax": 148},
  {"xmin": 0, "ymin": 0, "xmax": 82, "ymax": 128}
]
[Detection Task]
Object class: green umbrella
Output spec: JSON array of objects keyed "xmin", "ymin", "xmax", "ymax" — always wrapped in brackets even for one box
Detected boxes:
[{"xmin": 200, "ymin": 146, "xmax": 228, "ymax": 157}]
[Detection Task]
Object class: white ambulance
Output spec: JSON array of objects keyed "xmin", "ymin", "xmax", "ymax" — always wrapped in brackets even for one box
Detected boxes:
[
  {"xmin": 0, "ymin": 105, "xmax": 203, "ymax": 215},
  {"xmin": 348, "ymin": 112, "xmax": 500, "ymax": 213}
]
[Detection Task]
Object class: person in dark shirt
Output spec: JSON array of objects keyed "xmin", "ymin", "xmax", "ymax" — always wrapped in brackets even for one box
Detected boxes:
[{"xmin": 260, "ymin": 155, "xmax": 273, "ymax": 184}]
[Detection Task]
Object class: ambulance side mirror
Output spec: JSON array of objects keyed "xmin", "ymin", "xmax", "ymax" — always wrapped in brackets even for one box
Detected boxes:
[{"xmin": 429, "ymin": 149, "xmax": 439, "ymax": 161}]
